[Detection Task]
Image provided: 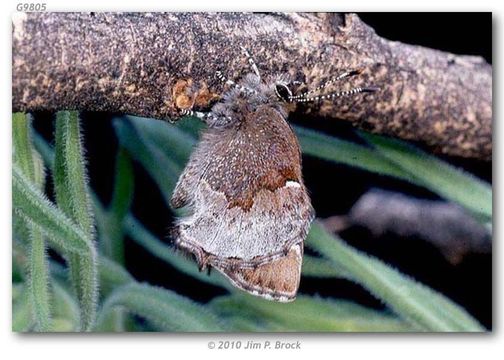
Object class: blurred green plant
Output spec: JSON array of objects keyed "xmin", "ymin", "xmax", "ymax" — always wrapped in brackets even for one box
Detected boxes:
[{"xmin": 12, "ymin": 112, "xmax": 490, "ymax": 332}]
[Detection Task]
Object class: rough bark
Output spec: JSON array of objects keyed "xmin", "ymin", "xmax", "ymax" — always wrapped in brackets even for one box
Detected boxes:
[{"xmin": 12, "ymin": 12, "xmax": 492, "ymax": 160}]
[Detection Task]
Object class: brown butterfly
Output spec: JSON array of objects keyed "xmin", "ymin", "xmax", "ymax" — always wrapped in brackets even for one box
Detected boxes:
[{"xmin": 171, "ymin": 47, "xmax": 376, "ymax": 301}]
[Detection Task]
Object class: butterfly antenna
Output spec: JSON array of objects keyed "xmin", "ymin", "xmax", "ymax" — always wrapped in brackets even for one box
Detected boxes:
[
  {"xmin": 289, "ymin": 69, "xmax": 363, "ymax": 100},
  {"xmin": 293, "ymin": 86, "xmax": 379, "ymax": 103}
]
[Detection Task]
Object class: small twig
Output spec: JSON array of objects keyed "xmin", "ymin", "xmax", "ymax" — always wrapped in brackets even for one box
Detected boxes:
[{"xmin": 323, "ymin": 190, "xmax": 491, "ymax": 264}]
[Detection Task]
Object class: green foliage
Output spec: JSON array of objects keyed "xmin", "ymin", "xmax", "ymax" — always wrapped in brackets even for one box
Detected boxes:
[
  {"xmin": 98, "ymin": 255, "xmax": 135, "ymax": 296},
  {"xmin": 51, "ymin": 281, "xmax": 80, "ymax": 331},
  {"xmin": 361, "ymin": 132, "xmax": 492, "ymax": 221},
  {"xmin": 295, "ymin": 126, "xmax": 409, "ymax": 180},
  {"xmin": 53, "ymin": 112, "xmax": 98, "ymax": 331},
  {"xmin": 13, "ymin": 112, "xmax": 490, "ymax": 332},
  {"xmin": 210, "ymin": 295, "xmax": 415, "ymax": 332},
  {"xmin": 307, "ymin": 223, "xmax": 484, "ymax": 331},
  {"xmin": 13, "ymin": 166, "xmax": 92, "ymax": 255},
  {"xmin": 28, "ymin": 230, "xmax": 51, "ymax": 331},
  {"xmin": 296, "ymin": 126, "xmax": 492, "ymax": 222},
  {"xmin": 113, "ymin": 117, "xmax": 188, "ymax": 205},
  {"xmin": 12, "ymin": 284, "xmax": 33, "ymax": 332},
  {"xmin": 13, "ymin": 113, "xmax": 52, "ymax": 331},
  {"xmin": 13, "ymin": 112, "xmax": 98, "ymax": 332},
  {"xmin": 13, "ymin": 113, "xmax": 37, "ymax": 180},
  {"xmin": 99, "ymin": 148, "xmax": 134, "ymax": 264},
  {"xmin": 96, "ymin": 283, "xmax": 226, "ymax": 331}
]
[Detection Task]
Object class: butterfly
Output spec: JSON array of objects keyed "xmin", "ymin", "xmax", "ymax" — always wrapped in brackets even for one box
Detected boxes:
[{"xmin": 171, "ymin": 47, "xmax": 377, "ymax": 301}]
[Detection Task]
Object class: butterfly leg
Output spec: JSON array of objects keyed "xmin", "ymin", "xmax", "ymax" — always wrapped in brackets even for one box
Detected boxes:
[
  {"xmin": 215, "ymin": 70, "xmax": 257, "ymax": 96},
  {"xmin": 180, "ymin": 108, "xmax": 232, "ymax": 127}
]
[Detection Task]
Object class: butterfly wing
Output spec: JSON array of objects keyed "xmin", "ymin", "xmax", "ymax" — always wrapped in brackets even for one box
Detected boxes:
[
  {"xmin": 172, "ymin": 105, "xmax": 314, "ymax": 300},
  {"xmin": 215, "ymin": 243, "xmax": 304, "ymax": 302}
]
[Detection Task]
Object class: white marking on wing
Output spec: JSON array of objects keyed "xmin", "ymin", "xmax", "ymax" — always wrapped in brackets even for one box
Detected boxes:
[{"xmin": 285, "ymin": 180, "xmax": 301, "ymax": 188}]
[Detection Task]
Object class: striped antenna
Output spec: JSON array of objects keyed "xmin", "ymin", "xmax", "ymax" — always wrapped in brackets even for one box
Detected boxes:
[
  {"xmin": 293, "ymin": 86, "xmax": 379, "ymax": 103},
  {"xmin": 289, "ymin": 69, "xmax": 363, "ymax": 100}
]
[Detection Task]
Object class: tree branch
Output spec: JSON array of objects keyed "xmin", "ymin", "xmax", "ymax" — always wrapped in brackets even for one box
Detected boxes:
[
  {"xmin": 12, "ymin": 12, "xmax": 492, "ymax": 160},
  {"xmin": 323, "ymin": 190, "xmax": 491, "ymax": 265}
]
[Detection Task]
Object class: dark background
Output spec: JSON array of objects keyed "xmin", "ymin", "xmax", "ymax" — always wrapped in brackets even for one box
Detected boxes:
[{"xmin": 33, "ymin": 13, "xmax": 493, "ymax": 329}]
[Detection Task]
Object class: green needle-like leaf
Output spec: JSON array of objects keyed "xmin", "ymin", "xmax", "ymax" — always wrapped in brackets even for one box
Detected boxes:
[
  {"xmin": 12, "ymin": 284, "xmax": 33, "ymax": 332},
  {"xmin": 109, "ymin": 148, "xmax": 134, "ymax": 220},
  {"xmin": 54, "ymin": 111, "xmax": 98, "ymax": 331},
  {"xmin": 99, "ymin": 148, "xmax": 134, "ymax": 264},
  {"xmin": 125, "ymin": 115, "xmax": 196, "ymax": 165},
  {"xmin": 98, "ymin": 256, "xmax": 135, "ymax": 297},
  {"xmin": 32, "ymin": 131, "xmax": 55, "ymax": 169},
  {"xmin": 13, "ymin": 113, "xmax": 52, "ymax": 331},
  {"xmin": 54, "ymin": 112, "xmax": 95, "ymax": 234},
  {"xmin": 52, "ymin": 281, "xmax": 80, "ymax": 331},
  {"xmin": 13, "ymin": 113, "xmax": 36, "ymax": 180},
  {"xmin": 211, "ymin": 294, "xmax": 416, "ymax": 332},
  {"xmin": 362, "ymin": 133, "xmax": 492, "ymax": 220},
  {"xmin": 114, "ymin": 118, "xmax": 183, "ymax": 204},
  {"xmin": 295, "ymin": 126, "xmax": 410, "ymax": 180},
  {"xmin": 306, "ymin": 222, "xmax": 485, "ymax": 332},
  {"xmin": 28, "ymin": 230, "xmax": 51, "ymax": 331},
  {"xmin": 302, "ymin": 254, "xmax": 351, "ymax": 279},
  {"xmin": 13, "ymin": 166, "xmax": 91, "ymax": 255},
  {"xmin": 97, "ymin": 283, "xmax": 226, "ymax": 331},
  {"xmin": 96, "ymin": 307, "xmax": 128, "ymax": 332}
]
